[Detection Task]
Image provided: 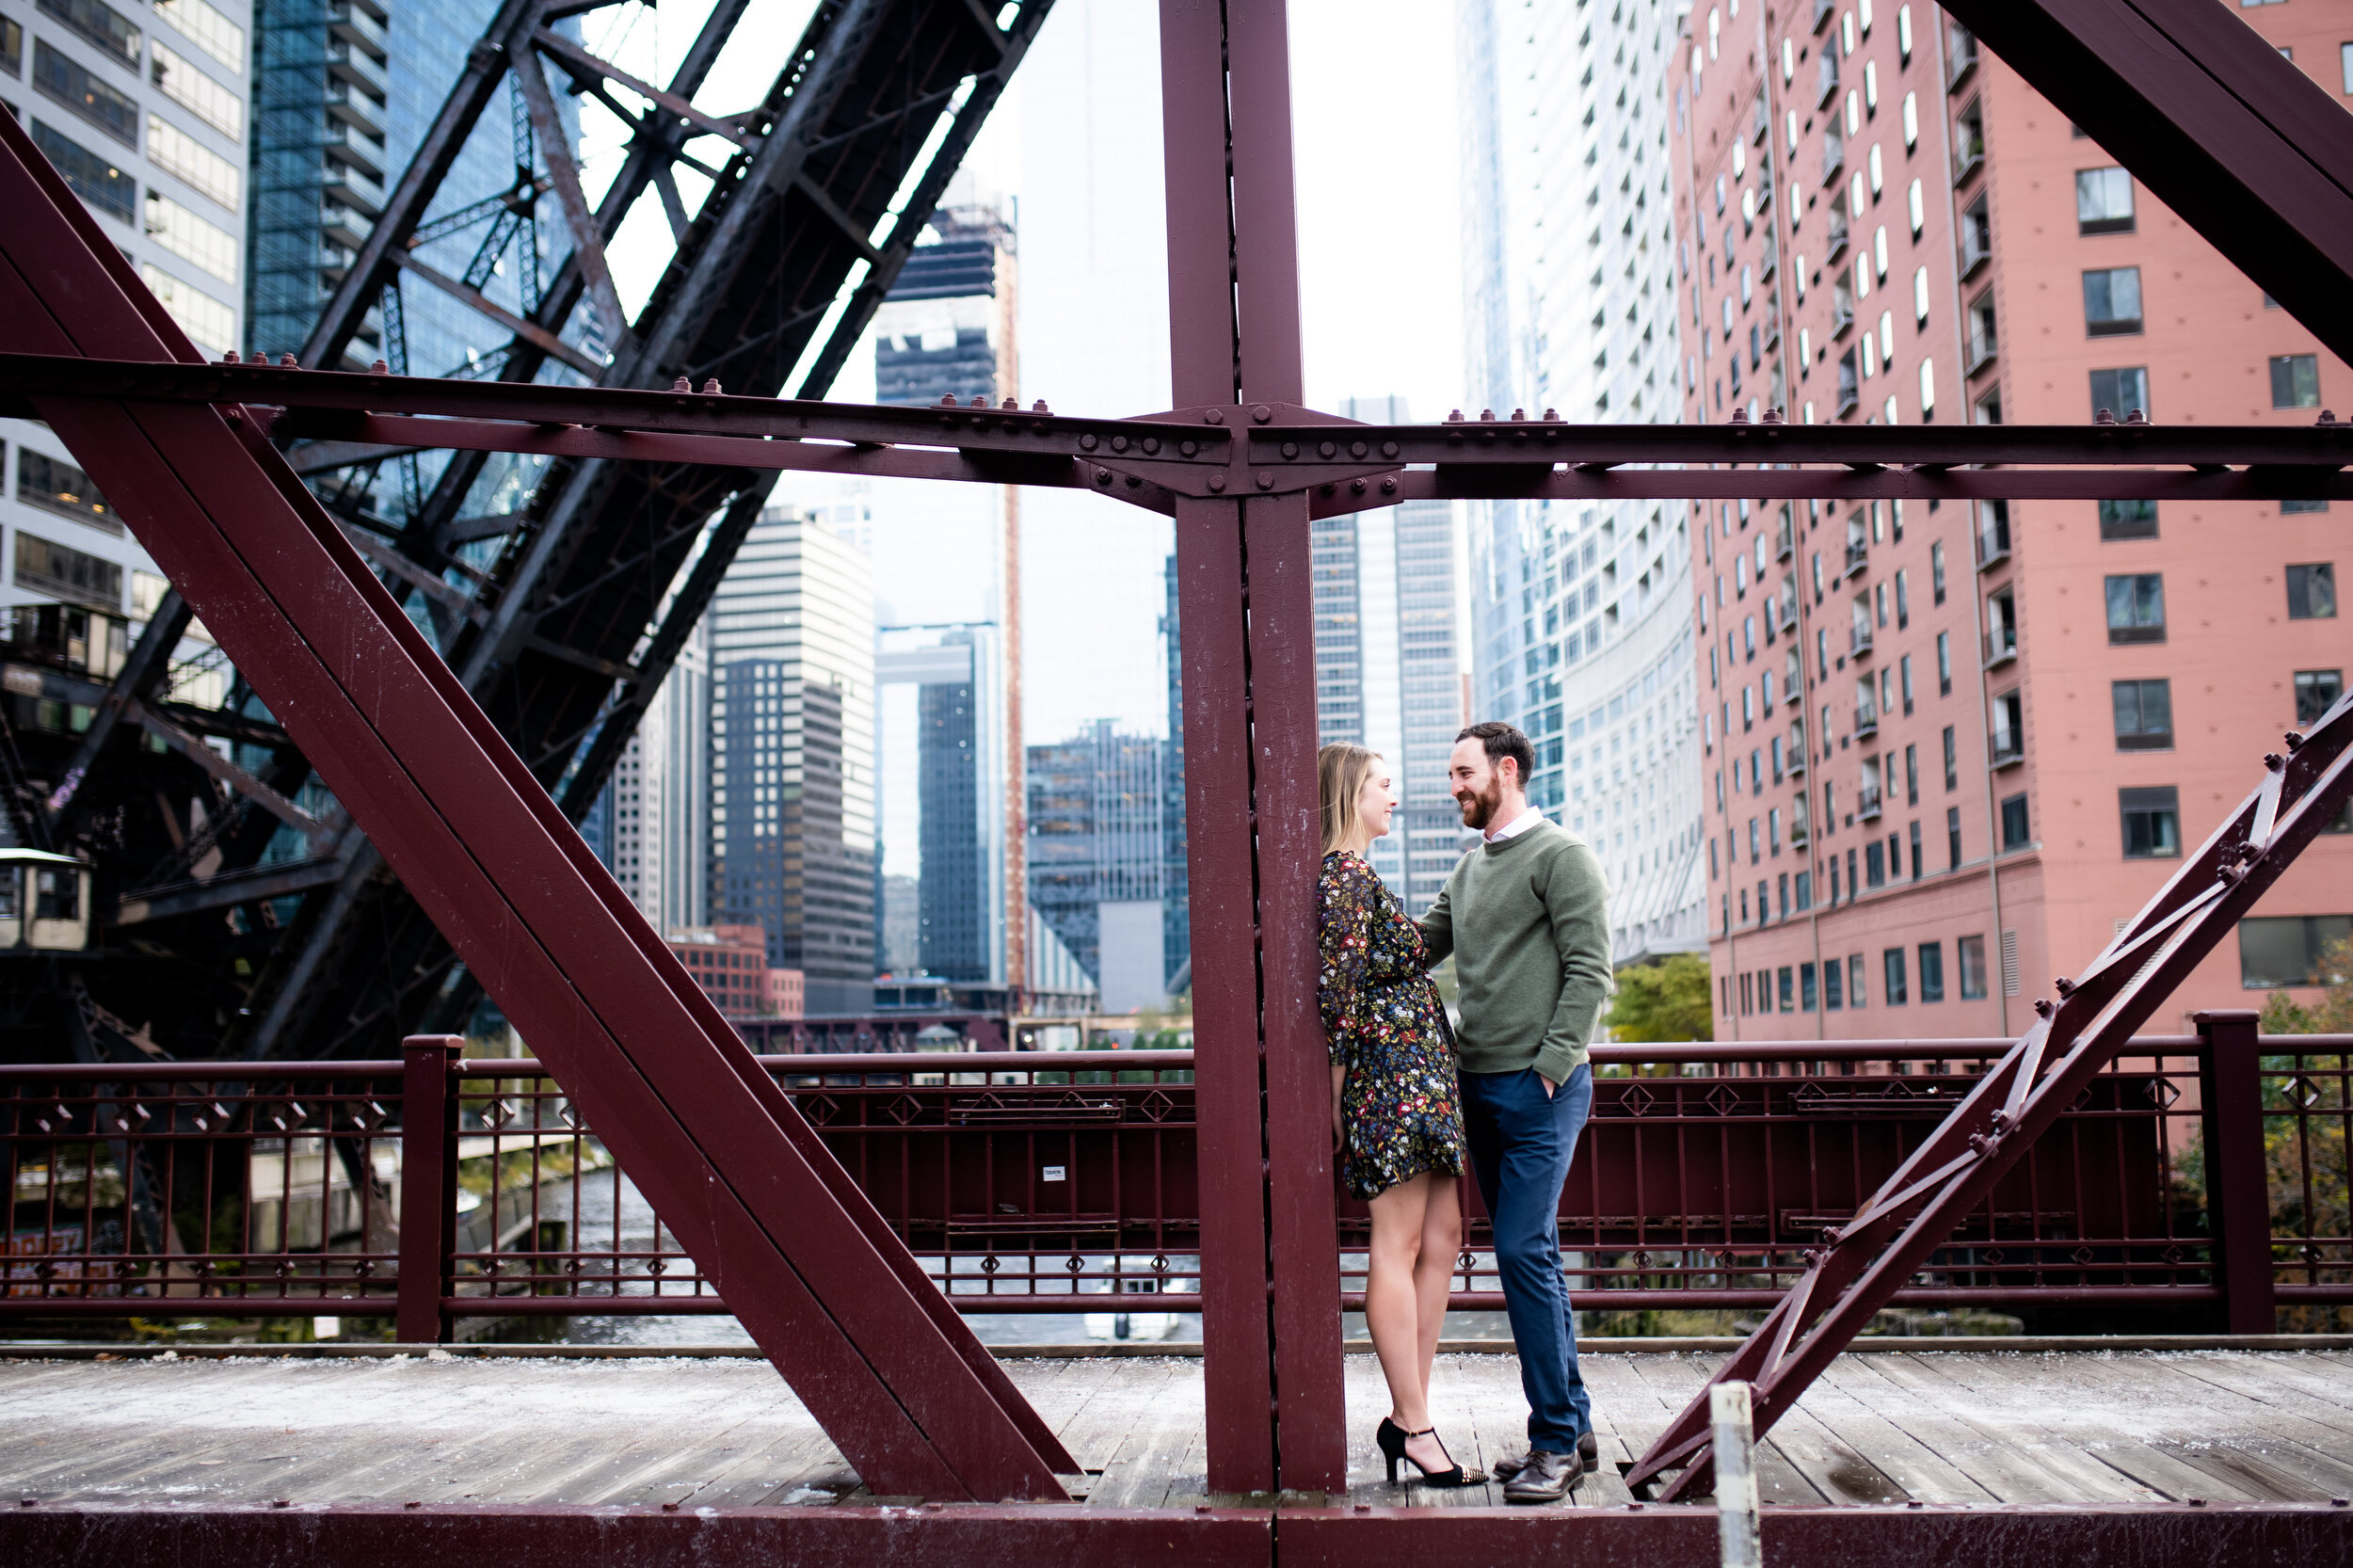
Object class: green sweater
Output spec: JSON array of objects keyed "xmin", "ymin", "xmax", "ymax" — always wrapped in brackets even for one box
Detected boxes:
[{"xmin": 1418, "ymin": 819, "xmax": 1613, "ymax": 1082}]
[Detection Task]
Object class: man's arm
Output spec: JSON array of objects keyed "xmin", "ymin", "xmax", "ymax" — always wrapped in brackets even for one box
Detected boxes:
[
  {"xmin": 1417, "ymin": 878, "xmax": 1454, "ymax": 966},
  {"xmin": 1534, "ymin": 837, "xmax": 1613, "ymax": 1087}
]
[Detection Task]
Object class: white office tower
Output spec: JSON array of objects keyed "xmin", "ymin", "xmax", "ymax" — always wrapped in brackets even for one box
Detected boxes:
[
  {"xmin": 1312, "ymin": 396, "xmax": 1471, "ymax": 913},
  {"xmin": 874, "ymin": 623, "xmax": 1006, "ymax": 988},
  {"xmin": 1456, "ymin": 0, "xmax": 1706, "ymax": 964},
  {"xmin": 599, "ymin": 612, "xmax": 711, "ymax": 935},
  {"xmin": 1, "ymin": 0, "xmax": 250, "ymax": 701}
]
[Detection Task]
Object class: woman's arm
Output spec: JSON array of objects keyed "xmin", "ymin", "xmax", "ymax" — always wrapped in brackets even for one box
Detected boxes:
[
  {"xmin": 1317, "ymin": 857, "xmax": 1377, "ymax": 1070},
  {"xmin": 1331, "ymin": 1063, "xmax": 1346, "ymax": 1144}
]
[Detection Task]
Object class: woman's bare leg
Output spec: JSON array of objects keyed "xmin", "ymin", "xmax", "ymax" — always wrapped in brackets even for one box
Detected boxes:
[
  {"xmin": 1368, "ymin": 1171, "xmax": 1459, "ymax": 1474},
  {"xmin": 1413, "ymin": 1175, "xmax": 1465, "ymax": 1405}
]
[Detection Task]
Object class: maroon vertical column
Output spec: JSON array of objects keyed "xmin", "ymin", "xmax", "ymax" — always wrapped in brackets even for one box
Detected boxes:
[
  {"xmin": 2198, "ymin": 1009, "xmax": 2278, "ymax": 1336},
  {"xmin": 1159, "ymin": 0, "xmax": 1345, "ymax": 1495},
  {"xmin": 397, "ymin": 1034, "xmax": 461, "ymax": 1344}
]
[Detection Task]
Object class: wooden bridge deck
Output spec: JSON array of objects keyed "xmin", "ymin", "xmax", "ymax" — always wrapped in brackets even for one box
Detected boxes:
[{"xmin": 7, "ymin": 1348, "xmax": 2353, "ymax": 1512}]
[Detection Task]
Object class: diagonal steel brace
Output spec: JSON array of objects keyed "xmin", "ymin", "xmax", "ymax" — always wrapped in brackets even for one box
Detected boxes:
[
  {"xmin": 1627, "ymin": 693, "xmax": 2353, "ymax": 1500},
  {"xmin": 0, "ymin": 107, "xmax": 1072, "ymax": 1503}
]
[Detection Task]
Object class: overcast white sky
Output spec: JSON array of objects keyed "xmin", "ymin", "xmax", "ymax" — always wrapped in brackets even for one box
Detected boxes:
[{"xmin": 585, "ymin": 0, "xmax": 1467, "ymax": 744}]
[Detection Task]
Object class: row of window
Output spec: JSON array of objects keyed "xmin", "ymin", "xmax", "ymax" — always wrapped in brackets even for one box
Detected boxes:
[{"xmin": 1730, "ymin": 936, "xmax": 1992, "ymax": 1017}]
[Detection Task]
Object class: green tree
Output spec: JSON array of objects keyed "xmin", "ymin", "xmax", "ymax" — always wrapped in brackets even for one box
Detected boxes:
[
  {"xmin": 1604, "ymin": 952, "xmax": 1715, "ymax": 1042},
  {"xmin": 2259, "ymin": 936, "xmax": 2353, "ymax": 1034}
]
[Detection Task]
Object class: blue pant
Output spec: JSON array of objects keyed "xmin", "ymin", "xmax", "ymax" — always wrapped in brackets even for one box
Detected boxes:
[{"xmin": 1459, "ymin": 1063, "xmax": 1593, "ymax": 1453}]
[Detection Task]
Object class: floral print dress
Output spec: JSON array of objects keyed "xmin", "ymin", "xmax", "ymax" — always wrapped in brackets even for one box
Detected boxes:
[{"xmin": 1318, "ymin": 850, "xmax": 1468, "ymax": 1200}]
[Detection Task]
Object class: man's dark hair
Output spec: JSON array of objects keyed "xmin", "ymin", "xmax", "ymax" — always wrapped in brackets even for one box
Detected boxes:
[{"xmin": 1457, "ymin": 720, "xmax": 1535, "ymax": 784}]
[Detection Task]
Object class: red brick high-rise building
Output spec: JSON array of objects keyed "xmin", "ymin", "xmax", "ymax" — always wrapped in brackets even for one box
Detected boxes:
[{"xmin": 1668, "ymin": 0, "xmax": 2351, "ymax": 1039}]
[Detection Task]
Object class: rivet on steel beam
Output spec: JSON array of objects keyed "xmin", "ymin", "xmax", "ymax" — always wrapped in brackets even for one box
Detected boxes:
[
  {"xmin": 970, "ymin": 395, "xmax": 987, "ymax": 408},
  {"xmin": 673, "ymin": 376, "xmax": 692, "ymax": 392},
  {"xmin": 2318, "ymin": 409, "xmax": 2338, "ymax": 426},
  {"xmin": 1001, "ymin": 397, "xmax": 1017, "ymax": 410},
  {"xmin": 1764, "ymin": 407, "xmax": 1785, "ymax": 424},
  {"xmin": 1321, "ymin": 484, "xmax": 1337, "ymax": 496},
  {"xmin": 1448, "ymin": 408, "xmax": 1464, "ymax": 421},
  {"xmin": 2285, "ymin": 730, "xmax": 2307, "ymax": 751},
  {"xmin": 1250, "ymin": 404, "xmax": 1272, "ymax": 423},
  {"xmin": 2033, "ymin": 998, "xmax": 2055, "ymax": 1018},
  {"xmin": 1079, "ymin": 433, "xmax": 1098, "ymax": 451},
  {"xmin": 1208, "ymin": 473, "xmax": 1226, "ymax": 491},
  {"xmin": 1280, "ymin": 441, "xmax": 1299, "ymax": 459},
  {"xmin": 1382, "ymin": 441, "xmax": 1400, "ymax": 458},
  {"xmin": 2125, "ymin": 408, "xmax": 2148, "ymax": 424},
  {"xmin": 1256, "ymin": 472, "xmax": 1274, "ymax": 489},
  {"xmin": 220, "ymin": 349, "xmax": 238, "ymax": 364},
  {"xmin": 1204, "ymin": 408, "xmax": 1224, "ymax": 424},
  {"xmin": 1480, "ymin": 408, "xmax": 1496, "ymax": 421},
  {"xmin": 248, "ymin": 350, "xmax": 268, "ymax": 363},
  {"xmin": 1094, "ymin": 470, "xmax": 1112, "ymax": 487},
  {"xmin": 1032, "ymin": 399, "xmax": 1049, "ymax": 413},
  {"xmin": 2218, "ymin": 863, "xmax": 2245, "ymax": 887},
  {"xmin": 1351, "ymin": 478, "xmax": 1367, "ymax": 494},
  {"xmin": 280, "ymin": 352, "xmax": 298, "ymax": 367},
  {"xmin": 940, "ymin": 394, "xmax": 959, "ymax": 407},
  {"xmin": 1179, "ymin": 440, "xmax": 1198, "ymax": 457},
  {"xmin": 2094, "ymin": 407, "xmax": 2116, "ymax": 425},
  {"xmin": 1511, "ymin": 408, "xmax": 1527, "ymax": 421},
  {"xmin": 1544, "ymin": 408, "xmax": 1561, "ymax": 421},
  {"xmin": 369, "ymin": 360, "xmax": 390, "ymax": 375},
  {"xmin": 701, "ymin": 378, "xmax": 722, "ymax": 394},
  {"xmin": 1380, "ymin": 478, "xmax": 1398, "ymax": 494},
  {"xmin": 1730, "ymin": 408, "xmax": 1750, "ymax": 424},
  {"xmin": 1349, "ymin": 440, "xmax": 1369, "ymax": 459},
  {"xmin": 1109, "ymin": 435, "xmax": 1129, "ymax": 454},
  {"xmin": 2054, "ymin": 977, "xmax": 2076, "ymax": 999},
  {"xmin": 1126, "ymin": 475, "xmax": 1144, "ymax": 488},
  {"xmin": 1319, "ymin": 440, "xmax": 1337, "ymax": 458},
  {"xmin": 1142, "ymin": 438, "xmax": 1160, "ymax": 456},
  {"xmin": 2265, "ymin": 752, "xmax": 2286, "ymax": 772}
]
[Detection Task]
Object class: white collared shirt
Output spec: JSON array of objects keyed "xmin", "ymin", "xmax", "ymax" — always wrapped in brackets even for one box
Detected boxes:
[{"xmin": 1483, "ymin": 804, "xmax": 1546, "ymax": 843}]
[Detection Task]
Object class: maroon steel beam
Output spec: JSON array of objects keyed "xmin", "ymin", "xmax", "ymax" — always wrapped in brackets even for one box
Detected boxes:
[
  {"xmin": 1629, "ymin": 692, "xmax": 2353, "ymax": 1500},
  {"xmin": 0, "ymin": 108, "xmax": 1069, "ymax": 1503},
  {"xmin": 1158, "ymin": 0, "xmax": 1344, "ymax": 1496},
  {"xmin": 1940, "ymin": 0, "xmax": 2353, "ymax": 372}
]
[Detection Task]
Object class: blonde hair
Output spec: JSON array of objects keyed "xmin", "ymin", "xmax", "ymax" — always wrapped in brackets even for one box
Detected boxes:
[{"xmin": 1319, "ymin": 743, "xmax": 1382, "ymax": 856}]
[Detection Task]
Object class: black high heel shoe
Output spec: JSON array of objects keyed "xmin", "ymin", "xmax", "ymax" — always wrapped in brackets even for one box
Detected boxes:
[{"xmin": 1376, "ymin": 1416, "xmax": 1486, "ymax": 1487}]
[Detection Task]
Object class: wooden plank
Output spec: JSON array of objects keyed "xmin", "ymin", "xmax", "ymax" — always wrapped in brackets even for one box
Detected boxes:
[
  {"xmin": 1091, "ymin": 1391, "xmax": 1205, "ymax": 1510},
  {"xmin": 2150, "ymin": 1352, "xmax": 2353, "ymax": 1443},
  {"xmin": 2085, "ymin": 1438, "xmax": 2272, "ymax": 1502},
  {"xmin": 1625, "ymin": 1352, "xmax": 1826, "ymax": 1504},
  {"xmin": 1867, "ymin": 1354, "xmax": 2165, "ymax": 1505},
  {"xmin": 1826, "ymin": 1355, "xmax": 2086, "ymax": 1505},
  {"xmin": 1043, "ymin": 1356, "xmax": 1175, "ymax": 1477},
  {"xmin": 1802, "ymin": 1359, "xmax": 2000, "ymax": 1506},
  {"xmin": 1760, "ymin": 1404, "xmax": 1910, "ymax": 1504}
]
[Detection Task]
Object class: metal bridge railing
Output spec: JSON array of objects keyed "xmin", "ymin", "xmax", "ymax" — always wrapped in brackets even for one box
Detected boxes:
[{"xmin": 3, "ymin": 1020, "xmax": 2339, "ymax": 1336}]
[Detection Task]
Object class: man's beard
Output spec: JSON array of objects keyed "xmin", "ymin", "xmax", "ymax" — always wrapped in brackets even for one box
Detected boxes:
[{"xmin": 1456, "ymin": 776, "xmax": 1503, "ymax": 830}]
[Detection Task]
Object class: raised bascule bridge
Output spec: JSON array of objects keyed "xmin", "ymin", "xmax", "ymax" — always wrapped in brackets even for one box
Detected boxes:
[{"xmin": 2, "ymin": 0, "xmax": 2353, "ymax": 1562}]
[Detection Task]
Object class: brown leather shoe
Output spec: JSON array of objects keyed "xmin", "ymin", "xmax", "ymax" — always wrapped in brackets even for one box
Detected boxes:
[
  {"xmin": 1501, "ymin": 1447, "xmax": 1585, "ymax": 1504},
  {"xmin": 1492, "ymin": 1431, "xmax": 1599, "ymax": 1480}
]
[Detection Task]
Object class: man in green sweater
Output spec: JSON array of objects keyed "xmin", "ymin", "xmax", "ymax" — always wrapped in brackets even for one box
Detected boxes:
[{"xmin": 1418, "ymin": 721, "xmax": 1611, "ymax": 1504}]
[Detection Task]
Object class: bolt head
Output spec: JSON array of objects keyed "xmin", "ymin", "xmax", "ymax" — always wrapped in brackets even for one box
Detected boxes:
[
  {"xmin": 1095, "ymin": 470, "xmax": 1112, "ymax": 486},
  {"xmin": 1250, "ymin": 404, "xmax": 1272, "ymax": 423},
  {"xmin": 1256, "ymin": 472, "xmax": 1274, "ymax": 489},
  {"xmin": 1204, "ymin": 408, "xmax": 1224, "ymax": 424},
  {"xmin": 1208, "ymin": 473, "xmax": 1226, "ymax": 491},
  {"xmin": 701, "ymin": 378, "xmax": 722, "ymax": 395},
  {"xmin": 1079, "ymin": 433, "xmax": 1098, "ymax": 451},
  {"xmin": 1380, "ymin": 478, "xmax": 1398, "ymax": 494},
  {"xmin": 1179, "ymin": 440, "xmax": 1198, "ymax": 457},
  {"xmin": 940, "ymin": 394, "xmax": 959, "ymax": 407},
  {"xmin": 970, "ymin": 395, "xmax": 987, "ymax": 408}
]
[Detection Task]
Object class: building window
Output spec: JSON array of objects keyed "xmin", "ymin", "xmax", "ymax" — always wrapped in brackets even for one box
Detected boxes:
[
  {"xmin": 151, "ymin": 42, "xmax": 246, "ymax": 141},
  {"xmin": 2297, "ymin": 669, "xmax": 2344, "ymax": 726},
  {"xmin": 28, "ymin": 119, "xmax": 136, "ymax": 223},
  {"xmin": 1918, "ymin": 941, "xmax": 1945, "ymax": 1002},
  {"xmin": 1778, "ymin": 967, "xmax": 1795, "ymax": 1011},
  {"xmin": 16, "ymin": 451, "xmax": 120, "ymax": 533},
  {"xmin": 2000, "ymin": 792, "xmax": 2030, "ymax": 850},
  {"xmin": 1, "ymin": 16, "xmax": 20, "ymax": 75},
  {"xmin": 1943, "ymin": 726, "xmax": 1958, "ymax": 790},
  {"xmin": 2099, "ymin": 499, "xmax": 2159, "ymax": 540},
  {"xmin": 2120, "ymin": 786, "xmax": 2181, "ymax": 858},
  {"xmin": 1947, "ymin": 805, "xmax": 1962, "ymax": 869},
  {"xmin": 2271, "ymin": 354, "xmax": 2322, "ymax": 409},
  {"xmin": 1865, "ymin": 840, "xmax": 1886, "ymax": 888},
  {"xmin": 1848, "ymin": 952, "xmax": 1867, "ymax": 1007},
  {"xmin": 1883, "ymin": 947, "xmax": 1909, "ymax": 1005},
  {"xmin": 1958, "ymin": 934, "xmax": 1990, "ymax": 999},
  {"xmin": 2239, "ymin": 915, "xmax": 2353, "ymax": 989},
  {"xmin": 2105, "ymin": 572, "xmax": 2167, "ymax": 644},
  {"xmin": 2089, "ymin": 366, "xmax": 2150, "ymax": 421},
  {"xmin": 1905, "ymin": 742, "xmax": 1920, "ymax": 803},
  {"xmin": 2076, "ymin": 167, "xmax": 2135, "ymax": 234},
  {"xmin": 1991, "ymin": 690, "xmax": 2024, "ymax": 765},
  {"xmin": 2287, "ymin": 563, "xmax": 2337, "ymax": 620},
  {"xmin": 2083, "ymin": 267, "xmax": 2143, "ymax": 336},
  {"xmin": 1937, "ymin": 631, "xmax": 1952, "ymax": 695},
  {"xmin": 1930, "ymin": 540, "xmax": 1946, "ymax": 604},
  {"xmin": 32, "ymin": 38, "xmax": 137, "ymax": 148},
  {"xmin": 2112, "ymin": 679, "xmax": 2173, "ymax": 750},
  {"xmin": 1801, "ymin": 962, "xmax": 1818, "ymax": 1012},
  {"xmin": 13, "ymin": 531, "xmax": 123, "ymax": 608}
]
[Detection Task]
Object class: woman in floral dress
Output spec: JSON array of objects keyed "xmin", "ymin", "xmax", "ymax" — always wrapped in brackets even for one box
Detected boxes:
[{"xmin": 1318, "ymin": 743, "xmax": 1481, "ymax": 1487}]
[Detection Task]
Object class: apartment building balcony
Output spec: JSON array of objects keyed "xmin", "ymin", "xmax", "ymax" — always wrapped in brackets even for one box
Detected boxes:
[
  {"xmin": 1816, "ymin": 50, "xmax": 1840, "ymax": 110},
  {"xmin": 326, "ymin": 80, "xmax": 386, "ymax": 136},
  {"xmin": 1786, "ymin": 743, "xmax": 1807, "ymax": 778},
  {"xmin": 1774, "ymin": 519, "xmax": 1794, "ymax": 562},
  {"xmin": 1982, "ymin": 625, "xmax": 2018, "ymax": 669},
  {"xmin": 328, "ymin": 0, "xmax": 390, "ymax": 53},
  {"xmin": 1857, "ymin": 783, "xmax": 1883, "ymax": 821},
  {"xmin": 1772, "ymin": 597, "xmax": 1799, "ymax": 637},
  {"xmin": 323, "ymin": 122, "xmax": 388, "ymax": 181},
  {"xmin": 1826, "ymin": 207, "xmax": 1849, "ymax": 261},
  {"xmin": 1822, "ymin": 132, "xmax": 1846, "ymax": 186},
  {"xmin": 1850, "ymin": 624, "xmax": 1875, "ymax": 661},
  {"xmin": 1790, "ymin": 810, "xmax": 1812, "ymax": 848},
  {"xmin": 321, "ymin": 203, "xmax": 374, "ymax": 252},
  {"xmin": 1854, "ymin": 704, "xmax": 1881, "ymax": 741},
  {"xmin": 327, "ymin": 40, "xmax": 391, "ymax": 99},
  {"xmin": 1947, "ymin": 23, "xmax": 1980, "ymax": 88},
  {"xmin": 1752, "ymin": 92, "xmax": 1770, "ymax": 144},
  {"xmin": 1977, "ymin": 509, "xmax": 2011, "ymax": 569},
  {"xmin": 324, "ymin": 162, "xmax": 385, "ymax": 218},
  {"xmin": 1841, "ymin": 542, "xmax": 1868, "ymax": 582},
  {"xmin": 1990, "ymin": 731, "xmax": 2025, "ymax": 769},
  {"xmin": 1812, "ymin": 0, "xmax": 1835, "ymax": 32}
]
